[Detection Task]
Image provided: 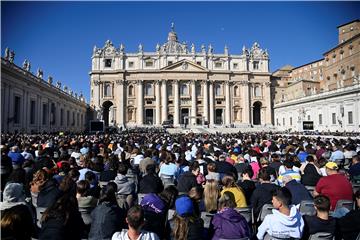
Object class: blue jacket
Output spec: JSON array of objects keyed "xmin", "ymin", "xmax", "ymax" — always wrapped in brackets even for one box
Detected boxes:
[
  {"xmin": 285, "ymin": 179, "xmax": 312, "ymax": 205},
  {"xmin": 8, "ymin": 151, "xmax": 25, "ymax": 166}
]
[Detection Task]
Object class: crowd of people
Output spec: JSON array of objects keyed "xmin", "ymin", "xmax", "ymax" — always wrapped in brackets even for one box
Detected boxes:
[{"xmin": 1, "ymin": 128, "xmax": 360, "ymax": 240}]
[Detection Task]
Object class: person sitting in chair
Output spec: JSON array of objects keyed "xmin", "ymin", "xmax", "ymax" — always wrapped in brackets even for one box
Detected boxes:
[
  {"xmin": 302, "ymin": 195, "xmax": 336, "ymax": 239},
  {"xmin": 257, "ymin": 187, "xmax": 304, "ymax": 240}
]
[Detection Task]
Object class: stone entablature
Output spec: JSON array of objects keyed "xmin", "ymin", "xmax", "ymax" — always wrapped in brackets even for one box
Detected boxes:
[{"xmin": 1, "ymin": 56, "xmax": 89, "ymax": 134}]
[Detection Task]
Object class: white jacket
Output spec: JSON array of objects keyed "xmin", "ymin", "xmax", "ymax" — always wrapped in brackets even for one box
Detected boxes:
[
  {"xmin": 257, "ymin": 205, "xmax": 304, "ymax": 240},
  {"xmin": 112, "ymin": 230, "xmax": 159, "ymax": 240}
]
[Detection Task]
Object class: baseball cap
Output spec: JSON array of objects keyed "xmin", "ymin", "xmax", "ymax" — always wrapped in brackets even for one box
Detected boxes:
[
  {"xmin": 175, "ymin": 196, "xmax": 194, "ymax": 217},
  {"xmin": 325, "ymin": 162, "xmax": 338, "ymax": 170}
]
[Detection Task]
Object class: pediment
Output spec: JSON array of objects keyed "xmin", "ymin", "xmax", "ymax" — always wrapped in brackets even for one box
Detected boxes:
[{"xmin": 160, "ymin": 59, "xmax": 209, "ymax": 72}]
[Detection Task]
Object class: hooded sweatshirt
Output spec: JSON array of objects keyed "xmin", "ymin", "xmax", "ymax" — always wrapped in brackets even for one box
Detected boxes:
[
  {"xmin": 211, "ymin": 208, "xmax": 251, "ymax": 240},
  {"xmin": 113, "ymin": 174, "xmax": 135, "ymax": 195},
  {"xmin": 257, "ymin": 205, "xmax": 304, "ymax": 240}
]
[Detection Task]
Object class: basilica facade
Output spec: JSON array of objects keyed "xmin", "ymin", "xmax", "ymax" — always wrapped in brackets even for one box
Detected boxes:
[{"xmin": 90, "ymin": 27, "xmax": 272, "ymax": 128}]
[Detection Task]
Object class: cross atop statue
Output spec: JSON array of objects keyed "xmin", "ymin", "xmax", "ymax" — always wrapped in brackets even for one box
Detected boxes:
[{"xmin": 171, "ymin": 22, "xmax": 175, "ymax": 32}]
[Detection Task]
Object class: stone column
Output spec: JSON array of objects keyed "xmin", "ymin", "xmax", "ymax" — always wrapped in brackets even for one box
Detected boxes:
[
  {"xmin": 2, "ymin": 83, "xmax": 9, "ymax": 132},
  {"xmin": 203, "ymin": 80, "xmax": 209, "ymax": 122},
  {"xmin": 22, "ymin": 89, "xmax": 27, "ymax": 131},
  {"xmin": 174, "ymin": 80, "xmax": 180, "ymax": 126},
  {"xmin": 242, "ymin": 81, "xmax": 250, "ymax": 125},
  {"xmin": 155, "ymin": 80, "xmax": 161, "ymax": 125},
  {"xmin": 161, "ymin": 80, "xmax": 168, "ymax": 123},
  {"xmin": 93, "ymin": 80, "xmax": 100, "ymax": 109},
  {"xmin": 137, "ymin": 80, "xmax": 143, "ymax": 125},
  {"xmin": 265, "ymin": 82, "xmax": 272, "ymax": 125},
  {"xmin": 115, "ymin": 80, "xmax": 125, "ymax": 127},
  {"xmin": 209, "ymin": 80, "xmax": 215, "ymax": 125},
  {"xmin": 191, "ymin": 80, "xmax": 197, "ymax": 125},
  {"xmin": 38, "ymin": 95, "xmax": 42, "ymax": 132},
  {"xmin": 225, "ymin": 81, "xmax": 231, "ymax": 125}
]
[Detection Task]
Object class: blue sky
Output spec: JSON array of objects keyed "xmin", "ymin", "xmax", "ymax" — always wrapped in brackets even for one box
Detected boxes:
[{"xmin": 2, "ymin": 1, "xmax": 359, "ymax": 102}]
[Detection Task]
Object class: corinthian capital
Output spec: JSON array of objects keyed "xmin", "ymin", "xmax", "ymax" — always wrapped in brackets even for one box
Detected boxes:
[{"xmin": 116, "ymin": 80, "xmax": 124, "ymax": 85}]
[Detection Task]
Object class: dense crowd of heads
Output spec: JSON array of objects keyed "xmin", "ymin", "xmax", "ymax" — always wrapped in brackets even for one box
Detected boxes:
[{"xmin": 1, "ymin": 128, "xmax": 360, "ymax": 240}]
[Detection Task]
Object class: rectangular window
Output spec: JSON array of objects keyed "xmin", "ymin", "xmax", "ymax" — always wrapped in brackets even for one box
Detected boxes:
[
  {"xmin": 72, "ymin": 112, "xmax": 75, "ymax": 126},
  {"xmin": 77, "ymin": 113, "xmax": 80, "ymax": 127},
  {"xmin": 145, "ymin": 60, "xmax": 154, "ymax": 67},
  {"xmin": 60, "ymin": 108, "xmax": 64, "ymax": 126},
  {"xmin": 215, "ymin": 62, "xmax": 222, "ymax": 68},
  {"xmin": 290, "ymin": 117, "xmax": 292, "ymax": 126},
  {"xmin": 283, "ymin": 118, "xmax": 285, "ymax": 126},
  {"xmin": 276, "ymin": 118, "xmax": 279, "ymax": 126},
  {"xmin": 233, "ymin": 63, "xmax": 238, "ymax": 69},
  {"xmin": 253, "ymin": 61, "xmax": 259, "ymax": 70},
  {"xmin": 319, "ymin": 114, "xmax": 322, "ymax": 125},
  {"xmin": 307, "ymin": 115, "xmax": 310, "ymax": 121},
  {"xmin": 30, "ymin": 100, "xmax": 36, "ymax": 125},
  {"xmin": 14, "ymin": 96, "xmax": 21, "ymax": 124},
  {"xmin": 67, "ymin": 110, "xmax": 70, "ymax": 126},
  {"xmin": 348, "ymin": 111, "xmax": 353, "ymax": 124},
  {"xmin": 42, "ymin": 103, "xmax": 48, "ymax": 125},
  {"xmin": 105, "ymin": 59, "xmax": 112, "ymax": 67},
  {"xmin": 128, "ymin": 61, "xmax": 134, "ymax": 68},
  {"xmin": 332, "ymin": 113, "xmax": 336, "ymax": 124}
]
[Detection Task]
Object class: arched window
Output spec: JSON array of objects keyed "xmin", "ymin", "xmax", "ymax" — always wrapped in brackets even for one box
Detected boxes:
[
  {"xmin": 104, "ymin": 83, "xmax": 111, "ymax": 97},
  {"xmin": 215, "ymin": 84, "xmax": 222, "ymax": 96},
  {"xmin": 145, "ymin": 83, "xmax": 153, "ymax": 96},
  {"xmin": 254, "ymin": 85, "xmax": 261, "ymax": 97},
  {"xmin": 128, "ymin": 85, "xmax": 134, "ymax": 96},
  {"xmin": 181, "ymin": 84, "xmax": 188, "ymax": 96},
  {"xmin": 234, "ymin": 86, "xmax": 239, "ymax": 97}
]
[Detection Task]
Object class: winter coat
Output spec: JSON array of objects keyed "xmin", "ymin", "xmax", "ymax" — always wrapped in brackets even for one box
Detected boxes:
[
  {"xmin": 251, "ymin": 182, "xmax": 280, "ymax": 219},
  {"xmin": 88, "ymin": 202, "xmax": 126, "ymax": 240},
  {"xmin": 39, "ymin": 209, "xmax": 85, "ymax": 240},
  {"xmin": 139, "ymin": 174, "xmax": 164, "ymax": 194},
  {"xmin": 211, "ymin": 208, "xmax": 251, "ymax": 240},
  {"xmin": 113, "ymin": 174, "xmax": 135, "ymax": 195},
  {"xmin": 285, "ymin": 180, "xmax": 312, "ymax": 205},
  {"xmin": 37, "ymin": 179, "xmax": 62, "ymax": 208},
  {"xmin": 301, "ymin": 163, "xmax": 321, "ymax": 186}
]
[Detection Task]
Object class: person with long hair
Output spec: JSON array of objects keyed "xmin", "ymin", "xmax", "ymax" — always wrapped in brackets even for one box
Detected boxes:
[
  {"xmin": 30, "ymin": 169, "xmax": 49, "ymax": 206},
  {"xmin": 209, "ymin": 192, "xmax": 250, "ymax": 240},
  {"xmin": 39, "ymin": 193, "xmax": 85, "ymax": 240},
  {"xmin": 1, "ymin": 204, "xmax": 34, "ymax": 240},
  {"xmin": 171, "ymin": 195, "xmax": 204, "ymax": 240},
  {"xmin": 220, "ymin": 175, "xmax": 247, "ymax": 208},
  {"xmin": 202, "ymin": 180, "xmax": 219, "ymax": 213}
]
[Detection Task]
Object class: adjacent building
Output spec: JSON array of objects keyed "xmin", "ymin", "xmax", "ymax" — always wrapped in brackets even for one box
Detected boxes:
[
  {"xmin": 1, "ymin": 52, "xmax": 89, "ymax": 133},
  {"xmin": 90, "ymin": 25, "xmax": 272, "ymax": 128},
  {"xmin": 273, "ymin": 19, "xmax": 360, "ymax": 132}
]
